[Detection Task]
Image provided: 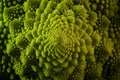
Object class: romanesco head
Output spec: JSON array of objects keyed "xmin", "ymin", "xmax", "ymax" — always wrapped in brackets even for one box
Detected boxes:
[{"xmin": 0, "ymin": 0, "xmax": 120, "ymax": 80}]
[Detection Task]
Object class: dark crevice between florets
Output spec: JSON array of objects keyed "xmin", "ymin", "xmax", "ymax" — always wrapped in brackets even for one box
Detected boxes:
[
  {"xmin": 108, "ymin": 14, "xmax": 120, "ymax": 40},
  {"xmin": 102, "ymin": 56, "xmax": 120, "ymax": 80}
]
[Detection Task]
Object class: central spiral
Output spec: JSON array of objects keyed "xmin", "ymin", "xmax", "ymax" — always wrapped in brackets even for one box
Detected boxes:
[
  {"xmin": 6, "ymin": 0, "xmax": 94, "ymax": 79},
  {"xmin": 35, "ymin": 13, "xmax": 79, "ymax": 77}
]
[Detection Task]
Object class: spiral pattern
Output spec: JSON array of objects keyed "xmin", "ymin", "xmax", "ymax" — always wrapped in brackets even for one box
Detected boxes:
[
  {"xmin": 2, "ymin": 0, "xmax": 119, "ymax": 80},
  {"xmin": 5, "ymin": 0, "xmax": 95, "ymax": 79}
]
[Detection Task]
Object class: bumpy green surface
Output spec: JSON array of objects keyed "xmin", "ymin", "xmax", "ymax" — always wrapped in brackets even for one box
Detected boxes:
[{"xmin": 0, "ymin": 0, "xmax": 120, "ymax": 80}]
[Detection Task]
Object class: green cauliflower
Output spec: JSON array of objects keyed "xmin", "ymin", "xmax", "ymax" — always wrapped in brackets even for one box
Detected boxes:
[{"xmin": 0, "ymin": 0, "xmax": 120, "ymax": 80}]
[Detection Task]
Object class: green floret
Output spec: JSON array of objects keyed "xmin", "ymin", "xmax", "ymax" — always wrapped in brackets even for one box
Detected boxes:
[
  {"xmin": 3, "ymin": 5, "xmax": 24, "ymax": 19},
  {"xmin": 3, "ymin": 0, "xmax": 25, "ymax": 7},
  {"xmin": 24, "ymin": 0, "xmax": 40, "ymax": 11},
  {"xmin": 16, "ymin": 34, "xmax": 29, "ymax": 49},
  {"xmin": 101, "ymin": 13, "xmax": 120, "ymax": 80},
  {"xmin": 89, "ymin": 0, "xmax": 119, "ymax": 17},
  {"xmin": 85, "ymin": 62, "xmax": 103, "ymax": 80},
  {"xmin": 9, "ymin": 19, "xmax": 22, "ymax": 34},
  {"xmin": 0, "ymin": 21, "xmax": 19, "ymax": 79}
]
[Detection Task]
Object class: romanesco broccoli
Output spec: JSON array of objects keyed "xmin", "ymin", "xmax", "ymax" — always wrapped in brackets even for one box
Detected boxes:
[{"xmin": 0, "ymin": 0, "xmax": 120, "ymax": 80}]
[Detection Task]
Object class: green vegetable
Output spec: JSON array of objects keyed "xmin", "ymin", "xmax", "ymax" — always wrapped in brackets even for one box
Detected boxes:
[{"xmin": 0, "ymin": 0, "xmax": 120, "ymax": 80}]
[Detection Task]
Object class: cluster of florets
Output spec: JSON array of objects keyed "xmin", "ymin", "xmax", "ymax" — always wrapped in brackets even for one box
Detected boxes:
[{"xmin": 0, "ymin": 0, "xmax": 120, "ymax": 80}]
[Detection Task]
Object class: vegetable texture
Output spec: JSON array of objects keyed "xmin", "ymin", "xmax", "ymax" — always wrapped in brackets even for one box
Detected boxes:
[{"xmin": 0, "ymin": 0, "xmax": 120, "ymax": 80}]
